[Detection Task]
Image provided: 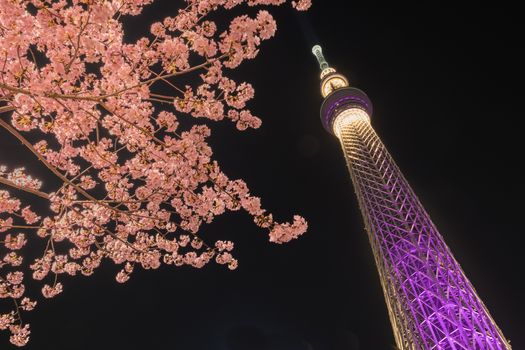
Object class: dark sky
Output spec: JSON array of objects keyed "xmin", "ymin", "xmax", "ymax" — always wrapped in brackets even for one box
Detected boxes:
[{"xmin": 2, "ymin": 1, "xmax": 524, "ymax": 349}]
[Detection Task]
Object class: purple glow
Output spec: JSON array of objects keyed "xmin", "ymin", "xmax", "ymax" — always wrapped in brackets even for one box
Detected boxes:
[{"xmin": 337, "ymin": 117, "xmax": 510, "ymax": 349}]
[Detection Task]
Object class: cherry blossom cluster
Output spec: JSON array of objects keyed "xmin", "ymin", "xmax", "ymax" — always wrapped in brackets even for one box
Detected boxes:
[
  {"xmin": 0, "ymin": 167, "xmax": 43, "ymax": 191},
  {"xmin": 0, "ymin": 0, "xmax": 310, "ymax": 346},
  {"xmin": 1, "ymin": 190, "xmax": 38, "ymax": 346}
]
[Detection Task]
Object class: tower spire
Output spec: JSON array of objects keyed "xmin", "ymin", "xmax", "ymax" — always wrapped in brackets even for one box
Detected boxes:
[
  {"xmin": 312, "ymin": 45, "xmax": 330, "ymax": 70},
  {"xmin": 311, "ymin": 45, "xmax": 350, "ymax": 98},
  {"xmin": 315, "ymin": 47, "xmax": 511, "ymax": 349}
]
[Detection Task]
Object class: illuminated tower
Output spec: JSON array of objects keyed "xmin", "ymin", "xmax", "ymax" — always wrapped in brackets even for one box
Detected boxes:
[{"xmin": 312, "ymin": 45, "xmax": 511, "ymax": 350}]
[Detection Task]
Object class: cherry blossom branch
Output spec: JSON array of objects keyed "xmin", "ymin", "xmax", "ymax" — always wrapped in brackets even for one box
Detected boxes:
[
  {"xmin": 0, "ymin": 175, "xmax": 49, "ymax": 200},
  {"xmin": 0, "ymin": 105, "xmax": 15, "ymax": 114},
  {"xmin": 64, "ymin": 10, "xmax": 92, "ymax": 74},
  {"xmin": 0, "ymin": 55, "xmax": 227, "ymax": 103},
  {"xmin": 0, "ymin": 118, "xmax": 74, "ymax": 185},
  {"xmin": 0, "ymin": 1, "xmax": 311, "ymax": 345},
  {"xmin": 0, "ymin": 225, "xmax": 41, "ymax": 230},
  {"xmin": 0, "ymin": 116, "xmax": 162, "ymax": 223}
]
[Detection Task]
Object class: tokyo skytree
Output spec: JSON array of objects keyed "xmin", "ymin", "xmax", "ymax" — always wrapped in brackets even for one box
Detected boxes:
[{"xmin": 312, "ymin": 45, "xmax": 511, "ymax": 350}]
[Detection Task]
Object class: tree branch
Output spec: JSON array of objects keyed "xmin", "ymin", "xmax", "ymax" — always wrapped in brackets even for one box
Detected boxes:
[{"xmin": 0, "ymin": 175, "xmax": 50, "ymax": 199}]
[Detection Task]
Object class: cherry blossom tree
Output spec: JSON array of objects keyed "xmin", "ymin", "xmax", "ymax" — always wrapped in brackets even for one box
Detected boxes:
[{"xmin": 0, "ymin": 0, "xmax": 310, "ymax": 346}]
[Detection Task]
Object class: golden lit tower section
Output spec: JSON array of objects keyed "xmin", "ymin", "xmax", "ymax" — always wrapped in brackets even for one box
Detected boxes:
[{"xmin": 312, "ymin": 45, "xmax": 511, "ymax": 350}]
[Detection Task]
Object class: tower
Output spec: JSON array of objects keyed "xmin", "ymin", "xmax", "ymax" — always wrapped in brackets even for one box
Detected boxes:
[{"xmin": 312, "ymin": 45, "xmax": 511, "ymax": 350}]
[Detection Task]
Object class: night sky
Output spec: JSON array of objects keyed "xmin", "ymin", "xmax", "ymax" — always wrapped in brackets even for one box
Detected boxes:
[{"xmin": 1, "ymin": 1, "xmax": 523, "ymax": 349}]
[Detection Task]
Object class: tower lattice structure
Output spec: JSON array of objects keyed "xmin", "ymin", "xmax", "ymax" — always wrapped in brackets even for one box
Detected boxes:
[{"xmin": 312, "ymin": 45, "xmax": 511, "ymax": 350}]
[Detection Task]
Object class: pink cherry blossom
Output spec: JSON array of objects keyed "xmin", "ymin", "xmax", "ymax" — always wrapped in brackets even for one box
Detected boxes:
[
  {"xmin": 269, "ymin": 215, "xmax": 308, "ymax": 244},
  {"xmin": 9, "ymin": 324, "xmax": 30, "ymax": 347},
  {"xmin": 0, "ymin": 312, "xmax": 14, "ymax": 330},
  {"xmin": 292, "ymin": 0, "xmax": 312, "ymax": 11},
  {"xmin": 0, "ymin": 0, "xmax": 310, "ymax": 346},
  {"xmin": 20, "ymin": 298, "xmax": 37, "ymax": 311},
  {"xmin": 4, "ymin": 234, "xmax": 27, "ymax": 251},
  {"xmin": 41, "ymin": 283, "xmax": 63, "ymax": 299},
  {"xmin": 21, "ymin": 207, "xmax": 40, "ymax": 225},
  {"xmin": 116, "ymin": 270, "xmax": 131, "ymax": 284}
]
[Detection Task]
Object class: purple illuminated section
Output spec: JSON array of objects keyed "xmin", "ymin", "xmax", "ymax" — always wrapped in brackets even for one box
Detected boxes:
[
  {"xmin": 320, "ymin": 87, "xmax": 372, "ymax": 134},
  {"xmin": 336, "ymin": 115, "xmax": 511, "ymax": 349}
]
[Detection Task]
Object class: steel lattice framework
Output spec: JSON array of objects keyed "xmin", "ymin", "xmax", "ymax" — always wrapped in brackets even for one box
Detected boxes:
[{"xmin": 312, "ymin": 46, "xmax": 511, "ymax": 350}]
